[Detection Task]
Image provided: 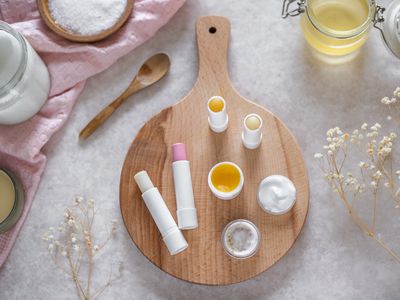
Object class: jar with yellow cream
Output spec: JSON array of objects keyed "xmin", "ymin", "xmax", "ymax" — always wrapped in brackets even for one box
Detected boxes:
[
  {"xmin": 0, "ymin": 168, "xmax": 25, "ymax": 233},
  {"xmin": 282, "ymin": 0, "xmax": 400, "ymax": 61}
]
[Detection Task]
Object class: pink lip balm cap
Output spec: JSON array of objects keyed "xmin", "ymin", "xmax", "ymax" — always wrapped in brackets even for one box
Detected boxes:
[{"xmin": 172, "ymin": 143, "xmax": 187, "ymax": 162}]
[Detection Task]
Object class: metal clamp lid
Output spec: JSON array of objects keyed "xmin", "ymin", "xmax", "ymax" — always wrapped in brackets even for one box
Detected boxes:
[
  {"xmin": 373, "ymin": 0, "xmax": 400, "ymax": 58},
  {"xmin": 282, "ymin": 0, "xmax": 306, "ymax": 18}
]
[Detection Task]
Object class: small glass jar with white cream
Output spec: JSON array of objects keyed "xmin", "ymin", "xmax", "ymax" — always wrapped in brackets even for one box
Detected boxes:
[
  {"xmin": 221, "ymin": 219, "xmax": 260, "ymax": 259},
  {"xmin": 257, "ymin": 175, "xmax": 297, "ymax": 215},
  {"xmin": 0, "ymin": 168, "xmax": 25, "ymax": 233},
  {"xmin": 0, "ymin": 21, "xmax": 50, "ymax": 125}
]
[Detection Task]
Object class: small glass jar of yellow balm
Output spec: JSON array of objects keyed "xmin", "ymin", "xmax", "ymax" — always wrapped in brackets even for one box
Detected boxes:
[
  {"xmin": 0, "ymin": 168, "xmax": 25, "ymax": 233},
  {"xmin": 282, "ymin": 0, "xmax": 400, "ymax": 61}
]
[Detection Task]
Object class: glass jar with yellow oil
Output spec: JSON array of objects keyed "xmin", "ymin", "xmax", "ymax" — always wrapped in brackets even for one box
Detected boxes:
[{"xmin": 282, "ymin": 0, "xmax": 400, "ymax": 61}]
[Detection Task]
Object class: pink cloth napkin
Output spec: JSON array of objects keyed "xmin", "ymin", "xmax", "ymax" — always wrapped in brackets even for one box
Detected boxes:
[{"xmin": 0, "ymin": 0, "xmax": 185, "ymax": 267}]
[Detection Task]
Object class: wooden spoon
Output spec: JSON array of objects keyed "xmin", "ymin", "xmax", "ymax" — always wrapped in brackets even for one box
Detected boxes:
[{"xmin": 79, "ymin": 53, "xmax": 171, "ymax": 139}]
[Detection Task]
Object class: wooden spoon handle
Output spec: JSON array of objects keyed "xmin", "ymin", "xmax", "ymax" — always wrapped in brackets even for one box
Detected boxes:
[{"xmin": 79, "ymin": 79, "xmax": 142, "ymax": 139}]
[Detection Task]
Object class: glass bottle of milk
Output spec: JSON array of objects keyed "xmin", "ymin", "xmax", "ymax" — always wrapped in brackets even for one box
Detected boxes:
[{"xmin": 0, "ymin": 21, "xmax": 50, "ymax": 125}]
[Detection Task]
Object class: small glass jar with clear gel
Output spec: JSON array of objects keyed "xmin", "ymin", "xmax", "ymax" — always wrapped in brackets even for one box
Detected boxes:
[
  {"xmin": 0, "ymin": 21, "xmax": 50, "ymax": 125},
  {"xmin": 221, "ymin": 219, "xmax": 260, "ymax": 259}
]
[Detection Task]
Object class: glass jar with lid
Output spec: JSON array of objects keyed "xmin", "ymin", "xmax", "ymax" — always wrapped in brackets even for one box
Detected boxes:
[
  {"xmin": 0, "ymin": 21, "xmax": 50, "ymax": 125},
  {"xmin": 282, "ymin": 0, "xmax": 400, "ymax": 61}
]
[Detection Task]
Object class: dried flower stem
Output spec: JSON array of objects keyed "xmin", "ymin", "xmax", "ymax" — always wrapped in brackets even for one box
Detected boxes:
[
  {"xmin": 42, "ymin": 197, "xmax": 122, "ymax": 300},
  {"xmin": 315, "ymin": 110, "xmax": 400, "ymax": 262}
]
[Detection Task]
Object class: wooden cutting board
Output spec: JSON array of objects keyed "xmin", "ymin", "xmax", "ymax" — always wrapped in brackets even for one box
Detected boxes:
[{"xmin": 120, "ymin": 16, "xmax": 309, "ymax": 285}]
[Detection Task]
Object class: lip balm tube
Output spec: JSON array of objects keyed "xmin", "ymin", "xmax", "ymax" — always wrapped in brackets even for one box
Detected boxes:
[
  {"xmin": 242, "ymin": 114, "xmax": 263, "ymax": 149},
  {"xmin": 172, "ymin": 143, "xmax": 198, "ymax": 230},
  {"xmin": 207, "ymin": 96, "xmax": 228, "ymax": 133},
  {"xmin": 134, "ymin": 170, "xmax": 188, "ymax": 255}
]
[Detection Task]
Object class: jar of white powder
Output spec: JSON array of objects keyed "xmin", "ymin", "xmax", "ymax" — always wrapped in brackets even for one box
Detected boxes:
[
  {"xmin": 0, "ymin": 21, "xmax": 50, "ymax": 125},
  {"xmin": 221, "ymin": 219, "xmax": 260, "ymax": 259}
]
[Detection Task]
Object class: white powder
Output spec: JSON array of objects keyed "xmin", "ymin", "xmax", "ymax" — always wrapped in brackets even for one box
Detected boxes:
[
  {"xmin": 222, "ymin": 220, "xmax": 260, "ymax": 259},
  {"xmin": 48, "ymin": 0, "xmax": 128, "ymax": 36}
]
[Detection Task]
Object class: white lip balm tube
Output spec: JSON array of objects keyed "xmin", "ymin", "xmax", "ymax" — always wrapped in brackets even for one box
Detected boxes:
[
  {"xmin": 242, "ymin": 113, "xmax": 263, "ymax": 149},
  {"xmin": 134, "ymin": 170, "xmax": 188, "ymax": 255},
  {"xmin": 207, "ymin": 96, "xmax": 229, "ymax": 133},
  {"xmin": 171, "ymin": 143, "xmax": 198, "ymax": 230}
]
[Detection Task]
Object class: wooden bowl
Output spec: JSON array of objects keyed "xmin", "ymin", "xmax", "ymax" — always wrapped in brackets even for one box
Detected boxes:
[{"xmin": 37, "ymin": 0, "xmax": 134, "ymax": 43}]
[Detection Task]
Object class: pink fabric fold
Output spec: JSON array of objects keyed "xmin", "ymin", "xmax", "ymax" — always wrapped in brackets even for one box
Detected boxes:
[{"xmin": 0, "ymin": 0, "xmax": 185, "ymax": 267}]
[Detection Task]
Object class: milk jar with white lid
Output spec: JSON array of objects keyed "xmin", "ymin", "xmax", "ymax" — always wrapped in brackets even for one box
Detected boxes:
[{"xmin": 0, "ymin": 21, "xmax": 50, "ymax": 125}]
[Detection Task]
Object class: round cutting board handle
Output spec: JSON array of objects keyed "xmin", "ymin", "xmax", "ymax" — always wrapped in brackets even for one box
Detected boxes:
[{"xmin": 195, "ymin": 16, "xmax": 231, "ymax": 89}]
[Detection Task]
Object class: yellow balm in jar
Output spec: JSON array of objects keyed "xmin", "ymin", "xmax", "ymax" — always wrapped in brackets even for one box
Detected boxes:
[
  {"xmin": 211, "ymin": 163, "xmax": 241, "ymax": 192},
  {"xmin": 0, "ymin": 170, "xmax": 15, "ymax": 223},
  {"xmin": 0, "ymin": 168, "xmax": 25, "ymax": 233},
  {"xmin": 208, "ymin": 162, "xmax": 244, "ymax": 200},
  {"xmin": 282, "ymin": 0, "xmax": 400, "ymax": 61},
  {"xmin": 301, "ymin": 0, "xmax": 372, "ymax": 57}
]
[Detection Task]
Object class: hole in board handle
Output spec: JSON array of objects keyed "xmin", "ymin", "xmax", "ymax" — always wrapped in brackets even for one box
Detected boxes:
[{"xmin": 209, "ymin": 27, "xmax": 217, "ymax": 34}]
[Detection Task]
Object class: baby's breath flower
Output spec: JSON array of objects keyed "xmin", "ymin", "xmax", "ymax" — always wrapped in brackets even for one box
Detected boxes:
[
  {"xmin": 42, "ymin": 196, "xmax": 120, "ymax": 298},
  {"xmin": 394, "ymin": 87, "xmax": 400, "ymax": 98},
  {"xmin": 314, "ymin": 153, "xmax": 323, "ymax": 159},
  {"xmin": 74, "ymin": 196, "xmax": 83, "ymax": 204}
]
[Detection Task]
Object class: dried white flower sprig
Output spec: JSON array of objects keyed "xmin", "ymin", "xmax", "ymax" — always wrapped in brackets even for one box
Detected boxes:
[
  {"xmin": 315, "ymin": 88, "xmax": 400, "ymax": 262},
  {"xmin": 42, "ymin": 197, "xmax": 122, "ymax": 300},
  {"xmin": 381, "ymin": 86, "xmax": 400, "ymax": 122}
]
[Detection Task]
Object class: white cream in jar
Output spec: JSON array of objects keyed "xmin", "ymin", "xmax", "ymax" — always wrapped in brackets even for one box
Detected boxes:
[
  {"xmin": 257, "ymin": 175, "xmax": 296, "ymax": 215},
  {"xmin": 0, "ymin": 21, "xmax": 50, "ymax": 125},
  {"xmin": 221, "ymin": 219, "xmax": 260, "ymax": 259}
]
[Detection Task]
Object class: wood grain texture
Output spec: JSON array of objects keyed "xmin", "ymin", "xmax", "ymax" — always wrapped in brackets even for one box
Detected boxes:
[
  {"xmin": 120, "ymin": 16, "xmax": 309, "ymax": 285},
  {"xmin": 37, "ymin": 0, "xmax": 134, "ymax": 43}
]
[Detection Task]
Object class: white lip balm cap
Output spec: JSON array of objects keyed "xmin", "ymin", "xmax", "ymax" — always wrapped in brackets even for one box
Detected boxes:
[
  {"xmin": 163, "ymin": 228, "xmax": 189, "ymax": 255},
  {"xmin": 177, "ymin": 208, "xmax": 198, "ymax": 230},
  {"xmin": 134, "ymin": 170, "xmax": 154, "ymax": 194}
]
